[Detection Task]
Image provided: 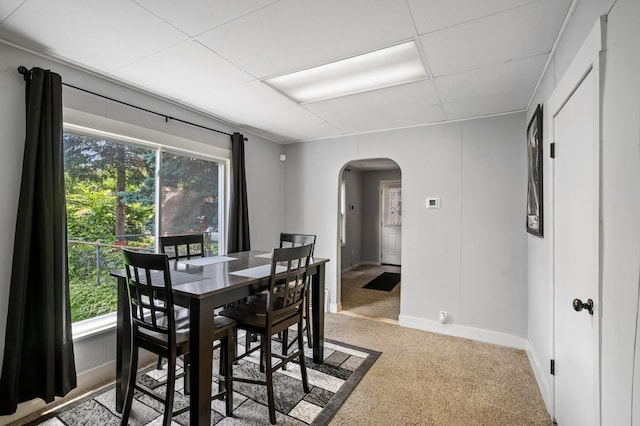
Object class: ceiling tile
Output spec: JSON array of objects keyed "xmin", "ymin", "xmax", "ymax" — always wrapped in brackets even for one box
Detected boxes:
[
  {"xmin": 133, "ymin": 0, "xmax": 278, "ymax": 37},
  {"xmin": 184, "ymin": 81, "xmax": 341, "ymax": 142},
  {"xmin": 0, "ymin": 0, "xmax": 187, "ymax": 73},
  {"xmin": 435, "ymin": 53, "xmax": 547, "ymax": 104},
  {"xmin": 420, "ymin": 0, "xmax": 571, "ymax": 77},
  {"xmin": 303, "ymin": 80, "xmax": 445, "ymax": 134},
  {"xmin": 110, "ymin": 40, "xmax": 254, "ymax": 101},
  {"xmin": 0, "ymin": 0, "xmax": 25, "ymax": 23},
  {"xmin": 408, "ymin": 0, "xmax": 537, "ymax": 34},
  {"xmin": 0, "ymin": 0, "xmax": 573, "ymax": 142},
  {"xmin": 442, "ymin": 90, "xmax": 530, "ymax": 121},
  {"xmin": 197, "ymin": 0, "xmax": 415, "ymax": 79}
]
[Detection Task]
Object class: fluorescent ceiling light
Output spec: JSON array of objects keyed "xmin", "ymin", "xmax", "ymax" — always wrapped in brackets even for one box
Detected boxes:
[{"xmin": 264, "ymin": 41, "xmax": 427, "ymax": 104}]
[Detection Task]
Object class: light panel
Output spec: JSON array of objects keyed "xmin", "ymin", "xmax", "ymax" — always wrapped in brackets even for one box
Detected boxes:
[{"xmin": 264, "ymin": 41, "xmax": 427, "ymax": 104}]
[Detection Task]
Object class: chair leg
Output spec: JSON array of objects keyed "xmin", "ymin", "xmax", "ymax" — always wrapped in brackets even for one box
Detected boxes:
[
  {"xmin": 164, "ymin": 354, "xmax": 177, "ymax": 426},
  {"xmin": 183, "ymin": 354, "xmax": 190, "ymax": 395},
  {"xmin": 156, "ymin": 355, "xmax": 164, "ymax": 370},
  {"xmin": 264, "ymin": 335, "xmax": 276, "ymax": 425},
  {"xmin": 223, "ymin": 330, "xmax": 234, "ymax": 417},
  {"xmin": 233, "ymin": 327, "xmax": 239, "ymax": 365},
  {"xmin": 298, "ymin": 319, "xmax": 310, "ymax": 393},
  {"xmin": 305, "ymin": 290, "xmax": 313, "ymax": 348},
  {"xmin": 244, "ymin": 330, "xmax": 250, "ymax": 358},
  {"xmin": 281, "ymin": 329, "xmax": 288, "ymax": 370},
  {"xmin": 120, "ymin": 345, "xmax": 138, "ymax": 426},
  {"xmin": 259, "ymin": 335, "xmax": 265, "ymax": 373},
  {"xmin": 217, "ymin": 345, "xmax": 225, "ymax": 398},
  {"xmin": 245, "ymin": 331, "xmax": 259, "ymax": 360}
]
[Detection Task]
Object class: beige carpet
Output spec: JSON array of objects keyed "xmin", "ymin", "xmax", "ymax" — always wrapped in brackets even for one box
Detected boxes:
[
  {"xmin": 325, "ymin": 313, "xmax": 552, "ymax": 425},
  {"xmin": 340, "ymin": 264, "xmax": 400, "ymax": 321}
]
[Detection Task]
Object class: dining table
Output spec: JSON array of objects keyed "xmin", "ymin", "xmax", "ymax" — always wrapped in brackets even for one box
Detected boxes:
[{"xmin": 111, "ymin": 249, "xmax": 329, "ymax": 425}]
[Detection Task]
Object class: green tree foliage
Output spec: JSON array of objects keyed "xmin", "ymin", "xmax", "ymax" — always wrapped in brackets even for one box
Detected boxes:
[
  {"xmin": 66, "ymin": 179, "xmax": 115, "ymax": 241},
  {"xmin": 64, "ymin": 133, "xmax": 156, "ymax": 322},
  {"xmin": 63, "ymin": 132, "xmax": 220, "ymax": 322},
  {"xmin": 63, "ymin": 133, "xmax": 155, "ymax": 240},
  {"xmin": 161, "ymin": 153, "xmax": 219, "ymax": 234}
]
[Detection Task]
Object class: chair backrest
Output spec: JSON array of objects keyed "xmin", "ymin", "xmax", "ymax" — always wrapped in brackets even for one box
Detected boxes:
[
  {"xmin": 279, "ymin": 233, "xmax": 316, "ymax": 256},
  {"xmin": 267, "ymin": 244, "xmax": 313, "ymax": 320},
  {"xmin": 122, "ymin": 249, "xmax": 176, "ymax": 345},
  {"xmin": 159, "ymin": 233, "xmax": 205, "ymax": 260}
]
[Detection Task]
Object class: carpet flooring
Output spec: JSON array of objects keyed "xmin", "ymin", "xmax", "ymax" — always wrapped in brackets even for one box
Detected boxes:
[
  {"xmin": 341, "ymin": 264, "xmax": 400, "ymax": 321},
  {"xmin": 326, "ymin": 313, "xmax": 553, "ymax": 425},
  {"xmin": 25, "ymin": 334, "xmax": 379, "ymax": 426}
]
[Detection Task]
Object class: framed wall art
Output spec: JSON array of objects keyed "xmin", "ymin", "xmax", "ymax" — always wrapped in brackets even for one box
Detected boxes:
[{"xmin": 526, "ymin": 104, "xmax": 543, "ymax": 237}]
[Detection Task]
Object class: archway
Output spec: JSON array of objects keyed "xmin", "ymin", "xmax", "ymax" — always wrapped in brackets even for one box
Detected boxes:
[{"xmin": 337, "ymin": 158, "xmax": 401, "ymax": 322}]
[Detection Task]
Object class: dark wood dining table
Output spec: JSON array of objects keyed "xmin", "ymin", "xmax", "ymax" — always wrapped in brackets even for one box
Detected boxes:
[{"xmin": 112, "ymin": 250, "xmax": 328, "ymax": 425}]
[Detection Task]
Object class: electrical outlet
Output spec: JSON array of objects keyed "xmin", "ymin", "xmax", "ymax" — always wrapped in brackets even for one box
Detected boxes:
[{"xmin": 439, "ymin": 311, "xmax": 448, "ymax": 324}]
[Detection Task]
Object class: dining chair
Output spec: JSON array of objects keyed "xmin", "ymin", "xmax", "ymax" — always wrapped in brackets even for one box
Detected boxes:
[
  {"xmin": 159, "ymin": 233, "xmax": 205, "ymax": 261},
  {"xmin": 219, "ymin": 243, "xmax": 313, "ymax": 425},
  {"xmin": 156, "ymin": 233, "xmax": 206, "ymax": 369},
  {"xmin": 120, "ymin": 249, "xmax": 235, "ymax": 426},
  {"xmin": 279, "ymin": 233, "xmax": 316, "ymax": 349},
  {"xmin": 242, "ymin": 233, "xmax": 316, "ymax": 364}
]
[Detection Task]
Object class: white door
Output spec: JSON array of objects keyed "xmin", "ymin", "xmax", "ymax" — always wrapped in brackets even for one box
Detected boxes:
[
  {"xmin": 380, "ymin": 181, "xmax": 401, "ymax": 265},
  {"xmin": 553, "ymin": 68, "xmax": 599, "ymax": 425}
]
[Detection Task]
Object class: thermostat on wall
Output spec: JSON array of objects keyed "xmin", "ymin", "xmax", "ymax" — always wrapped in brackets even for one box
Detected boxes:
[{"xmin": 426, "ymin": 197, "xmax": 440, "ymax": 209}]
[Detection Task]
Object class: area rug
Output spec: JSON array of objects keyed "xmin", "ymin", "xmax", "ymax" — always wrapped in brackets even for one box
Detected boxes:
[
  {"xmin": 26, "ymin": 336, "xmax": 380, "ymax": 426},
  {"xmin": 362, "ymin": 272, "xmax": 401, "ymax": 292}
]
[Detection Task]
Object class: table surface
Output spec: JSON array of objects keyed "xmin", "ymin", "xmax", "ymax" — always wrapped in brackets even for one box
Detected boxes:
[{"xmin": 113, "ymin": 250, "xmax": 328, "ymax": 425}]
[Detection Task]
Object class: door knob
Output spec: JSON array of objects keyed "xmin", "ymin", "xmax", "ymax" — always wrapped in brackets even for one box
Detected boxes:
[{"xmin": 572, "ymin": 298, "xmax": 594, "ymax": 315}]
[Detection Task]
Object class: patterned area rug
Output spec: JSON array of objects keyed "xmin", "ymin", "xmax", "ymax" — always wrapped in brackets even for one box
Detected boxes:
[{"xmin": 27, "ymin": 335, "xmax": 379, "ymax": 425}]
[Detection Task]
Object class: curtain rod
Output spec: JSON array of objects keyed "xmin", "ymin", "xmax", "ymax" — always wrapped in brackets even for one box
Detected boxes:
[{"xmin": 17, "ymin": 66, "xmax": 246, "ymax": 141}]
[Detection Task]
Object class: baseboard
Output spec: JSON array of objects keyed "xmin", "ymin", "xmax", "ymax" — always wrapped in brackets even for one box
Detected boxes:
[
  {"xmin": 342, "ymin": 261, "xmax": 372, "ymax": 274},
  {"xmin": 525, "ymin": 339, "xmax": 553, "ymax": 416},
  {"xmin": 341, "ymin": 265, "xmax": 354, "ymax": 274},
  {"xmin": 329, "ymin": 302, "xmax": 341, "ymax": 313},
  {"xmin": 398, "ymin": 314, "xmax": 526, "ymax": 350},
  {"xmin": 341, "ymin": 261, "xmax": 382, "ymax": 274}
]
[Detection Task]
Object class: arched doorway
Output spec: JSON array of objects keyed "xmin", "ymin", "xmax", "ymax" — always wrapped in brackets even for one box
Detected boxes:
[{"xmin": 337, "ymin": 158, "xmax": 401, "ymax": 322}]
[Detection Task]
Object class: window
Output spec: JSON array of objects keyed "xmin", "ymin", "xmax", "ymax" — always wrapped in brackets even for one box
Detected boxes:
[
  {"xmin": 64, "ymin": 129, "xmax": 223, "ymax": 325},
  {"xmin": 160, "ymin": 152, "xmax": 222, "ymax": 256},
  {"xmin": 340, "ymin": 180, "xmax": 346, "ymax": 245},
  {"xmin": 384, "ymin": 187, "xmax": 402, "ymax": 226}
]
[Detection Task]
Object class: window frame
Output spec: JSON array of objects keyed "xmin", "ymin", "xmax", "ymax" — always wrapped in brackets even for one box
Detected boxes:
[{"xmin": 63, "ymin": 120, "xmax": 229, "ymax": 337}]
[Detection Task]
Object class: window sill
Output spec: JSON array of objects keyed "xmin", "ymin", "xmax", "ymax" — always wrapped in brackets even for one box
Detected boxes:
[{"xmin": 72, "ymin": 312, "xmax": 117, "ymax": 341}]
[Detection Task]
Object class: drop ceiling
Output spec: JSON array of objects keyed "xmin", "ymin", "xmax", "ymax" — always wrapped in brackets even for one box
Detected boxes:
[{"xmin": 0, "ymin": 0, "xmax": 572, "ymax": 143}]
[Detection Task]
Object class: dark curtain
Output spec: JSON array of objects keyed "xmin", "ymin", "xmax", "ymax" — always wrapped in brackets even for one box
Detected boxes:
[
  {"xmin": 227, "ymin": 132, "xmax": 251, "ymax": 252},
  {"xmin": 0, "ymin": 67, "xmax": 76, "ymax": 415}
]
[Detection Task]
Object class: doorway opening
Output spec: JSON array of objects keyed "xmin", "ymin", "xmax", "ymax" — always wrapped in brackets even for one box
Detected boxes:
[{"xmin": 337, "ymin": 158, "xmax": 401, "ymax": 323}]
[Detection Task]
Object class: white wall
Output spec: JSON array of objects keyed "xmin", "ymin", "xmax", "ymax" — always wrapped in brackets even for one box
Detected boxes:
[
  {"xmin": 601, "ymin": 1, "xmax": 640, "ymax": 423},
  {"xmin": 283, "ymin": 113, "xmax": 527, "ymax": 347},
  {"xmin": 525, "ymin": 0, "xmax": 640, "ymax": 422},
  {"xmin": 0, "ymin": 45, "xmax": 26, "ymax": 401},
  {"xmin": 0, "ymin": 41, "xmax": 283, "ymax": 422},
  {"xmin": 340, "ymin": 168, "xmax": 363, "ymax": 270},
  {"xmin": 244, "ymin": 136, "xmax": 286, "ymax": 252}
]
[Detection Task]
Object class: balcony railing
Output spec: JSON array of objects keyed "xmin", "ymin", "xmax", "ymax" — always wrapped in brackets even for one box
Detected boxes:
[
  {"xmin": 67, "ymin": 237, "xmax": 152, "ymax": 323},
  {"xmin": 68, "ymin": 234, "xmax": 218, "ymax": 323}
]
